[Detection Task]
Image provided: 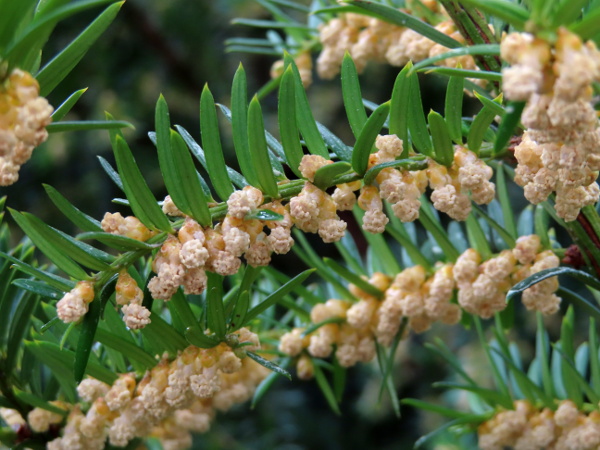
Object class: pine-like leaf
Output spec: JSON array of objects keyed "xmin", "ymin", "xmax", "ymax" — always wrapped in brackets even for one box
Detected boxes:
[
  {"xmin": 43, "ymin": 184, "xmax": 102, "ymax": 232},
  {"xmin": 200, "ymin": 85, "xmax": 235, "ymax": 201},
  {"xmin": 0, "ymin": 0, "xmax": 36, "ymax": 56},
  {"xmin": 390, "ymin": 63, "xmax": 412, "ymax": 157},
  {"xmin": 278, "ymin": 66, "xmax": 304, "ymax": 178},
  {"xmin": 352, "ymin": 101, "xmax": 390, "ymax": 176},
  {"xmin": 247, "ymin": 351, "xmax": 292, "ymax": 380},
  {"xmin": 46, "ymin": 120, "xmax": 132, "ymax": 133},
  {"xmin": 248, "ymin": 96, "xmax": 280, "ymax": 198},
  {"xmin": 50, "ymin": 88, "xmax": 87, "ymax": 121},
  {"xmin": 407, "ymin": 73, "xmax": 433, "ymax": 157},
  {"xmin": 341, "ymin": 52, "xmax": 368, "ymax": 138},
  {"xmin": 313, "ymin": 162, "xmax": 352, "ymax": 190},
  {"xmin": 494, "ymin": 101, "xmax": 525, "ymax": 154},
  {"xmin": 74, "ymin": 277, "xmax": 115, "ymax": 383},
  {"xmin": 428, "ymin": 110, "xmax": 454, "ymax": 167},
  {"xmin": 109, "ymin": 127, "xmax": 172, "ymax": 232},
  {"xmin": 343, "ymin": 1, "xmax": 462, "ymax": 48},
  {"xmin": 9, "ymin": 209, "xmax": 89, "ymax": 279},
  {"xmin": 445, "ymin": 75, "xmax": 465, "ymax": 144},
  {"xmin": 244, "ymin": 268, "xmax": 315, "ymax": 324},
  {"xmin": 323, "ymin": 258, "xmax": 383, "ymax": 298},
  {"xmin": 206, "ymin": 272, "xmax": 227, "ymax": 340},
  {"xmin": 283, "ymin": 53, "xmax": 329, "ymax": 158}
]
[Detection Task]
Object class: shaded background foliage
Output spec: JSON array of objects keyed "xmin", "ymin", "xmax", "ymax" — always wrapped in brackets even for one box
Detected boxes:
[
  {"xmin": 2, "ymin": 0, "xmax": 449, "ymax": 231},
  {"xmin": 0, "ymin": 1, "xmax": 556, "ymax": 448},
  {"xmin": 4, "ymin": 1, "xmax": 255, "ymax": 230}
]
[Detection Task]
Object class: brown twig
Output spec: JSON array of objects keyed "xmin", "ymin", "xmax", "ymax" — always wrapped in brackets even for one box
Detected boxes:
[
  {"xmin": 438, "ymin": 0, "xmax": 502, "ymax": 89},
  {"xmin": 575, "ymin": 212, "xmax": 600, "ymax": 277}
]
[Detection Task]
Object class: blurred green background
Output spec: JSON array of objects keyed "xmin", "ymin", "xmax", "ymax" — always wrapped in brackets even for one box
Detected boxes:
[{"xmin": 1, "ymin": 0, "xmax": 447, "ymax": 234}]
